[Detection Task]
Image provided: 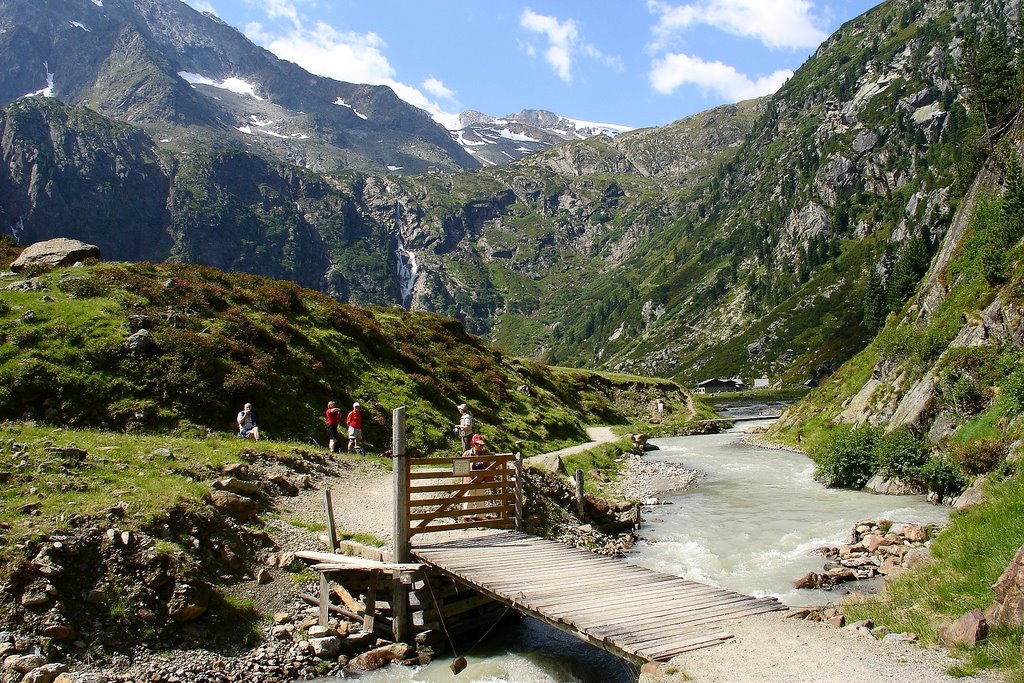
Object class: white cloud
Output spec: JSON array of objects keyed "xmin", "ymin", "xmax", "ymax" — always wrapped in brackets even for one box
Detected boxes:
[
  {"xmin": 243, "ymin": 15, "xmax": 463, "ymax": 128},
  {"xmin": 423, "ymin": 76, "xmax": 455, "ymax": 100},
  {"xmin": 248, "ymin": 0, "xmax": 301, "ymax": 30},
  {"xmin": 650, "ymin": 52, "xmax": 791, "ymax": 100},
  {"xmin": 252, "ymin": 20, "xmax": 396, "ymax": 85},
  {"xmin": 648, "ymin": 0, "xmax": 827, "ymax": 50},
  {"xmin": 519, "ymin": 8, "xmax": 622, "ymax": 82}
]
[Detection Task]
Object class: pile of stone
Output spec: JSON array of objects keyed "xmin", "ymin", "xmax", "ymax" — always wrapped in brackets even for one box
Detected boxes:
[
  {"xmin": 555, "ymin": 524, "xmax": 637, "ymax": 558},
  {"xmin": 794, "ymin": 519, "xmax": 936, "ymax": 590},
  {"xmin": 615, "ymin": 451, "xmax": 700, "ymax": 503},
  {"xmin": 1, "ymin": 632, "xmax": 68, "ymax": 683},
  {"xmin": 785, "ymin": 610, "xmax": 921, "ymax": 642},
  {"xmin": 0, "ymin": 601, "xmax": 424, "ymax": 683}
]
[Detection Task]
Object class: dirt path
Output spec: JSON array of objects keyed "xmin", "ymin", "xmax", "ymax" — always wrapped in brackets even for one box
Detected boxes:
[
  {"xmin": 664, "ymin": 612, "xmax": 993, "ymax": 683},
  {"xmin": 524, "ymin": 425, "xmax": 618, "ymax": 471}
]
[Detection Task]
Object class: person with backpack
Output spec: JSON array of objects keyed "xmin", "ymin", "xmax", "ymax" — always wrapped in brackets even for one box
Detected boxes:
[{"xmin": 325, "ymin": 401, "xmax": 342, "ymax": 453}]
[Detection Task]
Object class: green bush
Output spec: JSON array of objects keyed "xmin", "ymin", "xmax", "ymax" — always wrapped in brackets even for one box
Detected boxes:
[
  {"xmin": 812, "ymin": 425, "xmax": 881, "ymax": 488},
  {"xmin": 1002, "ymin": 365, "xmax": 1024, "ymax": 415},
  {"xmin": 918, "ymin": 454, "xmax": 969, "ymax": 498},
  {"xmin": 948, "ymin": 438, "xmax": 1008, "ymax": 476},
  {"xmin": 875, "ymin": 427, "xmax": 929, "ymax": 483},
  {"xmin": 938, "ymin": 369, "xmax": 988, "ymax": 417}
]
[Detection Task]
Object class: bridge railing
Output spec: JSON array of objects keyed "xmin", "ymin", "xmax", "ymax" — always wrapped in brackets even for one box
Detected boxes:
[{"xmin": 397, "ymin": 451, "xmax": 523, "ymax": 538}]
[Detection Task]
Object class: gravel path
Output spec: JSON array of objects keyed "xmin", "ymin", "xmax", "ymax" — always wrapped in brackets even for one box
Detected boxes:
[{"xmin": 666, "ymin": 612, "xmax": 995, "ymax": 683}]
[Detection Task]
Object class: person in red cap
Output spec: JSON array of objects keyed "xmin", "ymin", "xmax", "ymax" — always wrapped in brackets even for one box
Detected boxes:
[
  {"xmin": 462, "ymin": 433, "xmax": 489, "ymax": 464},
  {"xmin": 461, "ymin": 434, "xmax": 492, "ymax": 520}
]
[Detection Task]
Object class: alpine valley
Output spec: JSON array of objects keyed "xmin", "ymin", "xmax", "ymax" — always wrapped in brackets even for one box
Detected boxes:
[
  {"xmin": 3, "ymin": 0, "xmax": 1024, "ymax": 681},
  {"xmin": 1, "ymin": 0, "xmax": 961, "ymax": 385}
]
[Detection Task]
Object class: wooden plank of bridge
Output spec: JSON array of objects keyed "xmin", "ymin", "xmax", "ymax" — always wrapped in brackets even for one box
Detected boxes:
[{"xmin": 413, "ymin": 530, "xmax": 785, "ymax": 664}]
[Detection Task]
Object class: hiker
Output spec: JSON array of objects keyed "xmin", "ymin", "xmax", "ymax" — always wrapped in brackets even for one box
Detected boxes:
[
  {"xmin": 346, "ymin": 402, "xmax": 363, "ymax": 453},
  {"xmin": 454, "ymin": 403, "xmax": 473, "ymax": 451},
  {"xmin": 237, "ymin": 403, "xmax": 260, "ymax": 441},
  {"xmin": 325, "ymin": 401, "xmax": 342, "ymax": 453},
  {"xmin": 461, "ymin": 434, "xmax": 492, "ymax": 520},
  {"xmin": 463, "ymin": 433, "xmax": 490, "ymax": 470}
]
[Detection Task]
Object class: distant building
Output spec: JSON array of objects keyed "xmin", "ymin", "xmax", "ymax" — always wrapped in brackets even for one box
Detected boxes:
[
  {"xmin": 753, "ymin": 376, "xmax": 770, "ymax": 389},
  {"xmin": 694, "ymin": 377, "xmax": 746, "ymax": 394}
]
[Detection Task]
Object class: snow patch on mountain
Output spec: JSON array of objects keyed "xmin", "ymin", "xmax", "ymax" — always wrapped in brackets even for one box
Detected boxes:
[
  {"xmin": 333, "ymin": 98, "xmax": 368, "ymax": 120},
  {"xmin": 70, "ymin": 21, "xmax": 89, "ymax": 31},
  {"xmin": 21, "ymin": 62, "xmax": 54, "ymax": 99},
  {"xmin": 179, "ymin": 72, "xmax": 264, "ymax": 100}
]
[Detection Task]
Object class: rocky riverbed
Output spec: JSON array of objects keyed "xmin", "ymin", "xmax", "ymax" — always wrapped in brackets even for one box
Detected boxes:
[{"xmin": 614, "ymin": 450, "xmax": 702, "ymax": 503}]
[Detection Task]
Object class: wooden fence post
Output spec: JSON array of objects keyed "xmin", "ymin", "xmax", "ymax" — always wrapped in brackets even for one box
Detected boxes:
[
  {"xmin": 514, "ymin": 452, "xmax": 524, "ymax": 531},
  {"xmin": 391, "ymin": 406, "xmax": 410, "ymax": 643},
  {"xmin": 322, "ymin": 489, "xmax": 339, "ymax": 552},
  {"xmin": 318, "ymin": 489, "xmax": 338, "ymax": 628},
  {"xmin": 574, "ymin": 469, "xmax": 587, "ymax": 521}
]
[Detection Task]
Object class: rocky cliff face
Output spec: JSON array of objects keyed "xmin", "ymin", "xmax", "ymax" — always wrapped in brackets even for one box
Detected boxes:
[
  {"xmin": 0, "ymin": 98, "xmax": 172, "ymax": 260},
  {"xmin": 543, "ymin": 0, "xmax": 1019, "ymax": 385},
  {"xmin": 0, "ymin": 0, "xmax": 478, "ymax": 175}
]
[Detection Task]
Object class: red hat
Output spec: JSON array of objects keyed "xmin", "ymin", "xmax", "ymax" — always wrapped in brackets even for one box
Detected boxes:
[{"xmin": 470, "ymin": 434, "xmax": 485, "ymax": 445}]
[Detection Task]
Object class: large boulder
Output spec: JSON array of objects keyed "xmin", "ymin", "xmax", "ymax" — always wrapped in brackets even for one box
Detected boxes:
[
  {"xmin": 10, "ymin": 239, "xmax": 100, "ymax": 272},
  {"xmin": 985, "ymin": 544, "xmax": 1024, "ymax": 629},
  {"xmin": 346, "ymin": 643, "xmax": 413, "ymax": 672},
  {"xmin": 938, "ymin": 608, "xmax": 988, "ymax": 647},
  {"xmin": 210, "ymin": 490, "xmax": 259, "ymax": 521},
  {"xmin": 953, "ymin": 475, "xmax": 987, "ymax": 510},
  {"xmin": 167, "ymin": 581, "xmax": 211, "ymax": 623}
]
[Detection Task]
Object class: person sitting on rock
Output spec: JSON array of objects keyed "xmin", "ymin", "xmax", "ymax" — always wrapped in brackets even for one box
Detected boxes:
[{"xmin": 237, "ymin": 403, "xmax": 260, "ymax": 441}]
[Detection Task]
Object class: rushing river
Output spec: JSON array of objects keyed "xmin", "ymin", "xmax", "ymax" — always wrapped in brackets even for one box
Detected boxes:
[
  {"xmin": 629, "ymin": 421, "xmax": 949, "ymax": 606},
  {"xmin": 327, "ymin": 420, "xmax": 949, "ymax": 682}
]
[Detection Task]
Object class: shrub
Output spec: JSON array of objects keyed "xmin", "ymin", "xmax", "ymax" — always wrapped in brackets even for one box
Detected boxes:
[
  {"xmin": 948, "ymin": 439, "xmax": 1008, "ymax": 476},
  {"xmin": 938, "ymin": 369, "xmax": 988, "ymax": 417},
  {"xmin": 1002, "ymin": 366, "xmax": 1024, "ymax": 415},
  {"xmin": 57, "ymin": 275, "xmax": 107, "ymax": 298},
  {"xmin": 918, "ymin": 454, "xmax": 970, "ymax": 498},
  {"xmin": 812, "ymin": 425, "xmax": 881, "ymax": 488},
  {"xmin": 875, "ymin": 427, "xmax": 929, "ymax": 483}
]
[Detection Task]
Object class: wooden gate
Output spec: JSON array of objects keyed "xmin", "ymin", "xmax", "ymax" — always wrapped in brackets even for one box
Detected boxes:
[{"xmin": 395, "ymin": 451, "xmax": 523, "ymax": 538}]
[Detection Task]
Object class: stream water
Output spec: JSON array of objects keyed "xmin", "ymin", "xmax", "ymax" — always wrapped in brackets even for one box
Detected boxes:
[{"xmin": 328, "ymin": 421, "xmax": 950, "ymax": 682}]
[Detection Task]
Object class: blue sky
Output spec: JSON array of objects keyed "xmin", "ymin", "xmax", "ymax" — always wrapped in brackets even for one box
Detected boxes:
[{"xmin": 184, "ymin": 0, "xmax": 881, "ymax": 130}]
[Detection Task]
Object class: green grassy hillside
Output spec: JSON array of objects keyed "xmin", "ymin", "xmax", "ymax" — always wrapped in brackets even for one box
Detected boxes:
[{"xmin": 0, "ymin": 254, "xmax": 702, "ymax": 456}]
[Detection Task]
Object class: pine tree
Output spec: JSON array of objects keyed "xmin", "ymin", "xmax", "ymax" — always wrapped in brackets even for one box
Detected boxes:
[{"xmin": 863, "ymin": 269, "xmax": 886, "ymax": 333}]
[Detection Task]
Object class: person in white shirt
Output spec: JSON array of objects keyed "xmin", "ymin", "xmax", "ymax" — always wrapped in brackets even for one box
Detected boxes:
[{"xmin": 455, "ymin": 403, "xmax": 473, "ymax": 451}]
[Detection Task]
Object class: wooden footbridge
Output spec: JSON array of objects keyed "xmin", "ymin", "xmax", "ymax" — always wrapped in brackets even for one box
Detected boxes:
[{"xmin": 304, "ymin": 408, "xmax": 785, "ymax": 667}]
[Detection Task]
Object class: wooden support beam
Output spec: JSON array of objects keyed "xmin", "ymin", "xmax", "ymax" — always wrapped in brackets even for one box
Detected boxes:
[
  {"xmin": 391, "ymin": 406, "xmax": 410, "ymax": 644},
  {"xmin": 574, "ymin": 469, "xmax": 586, "ymax": 521}
]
